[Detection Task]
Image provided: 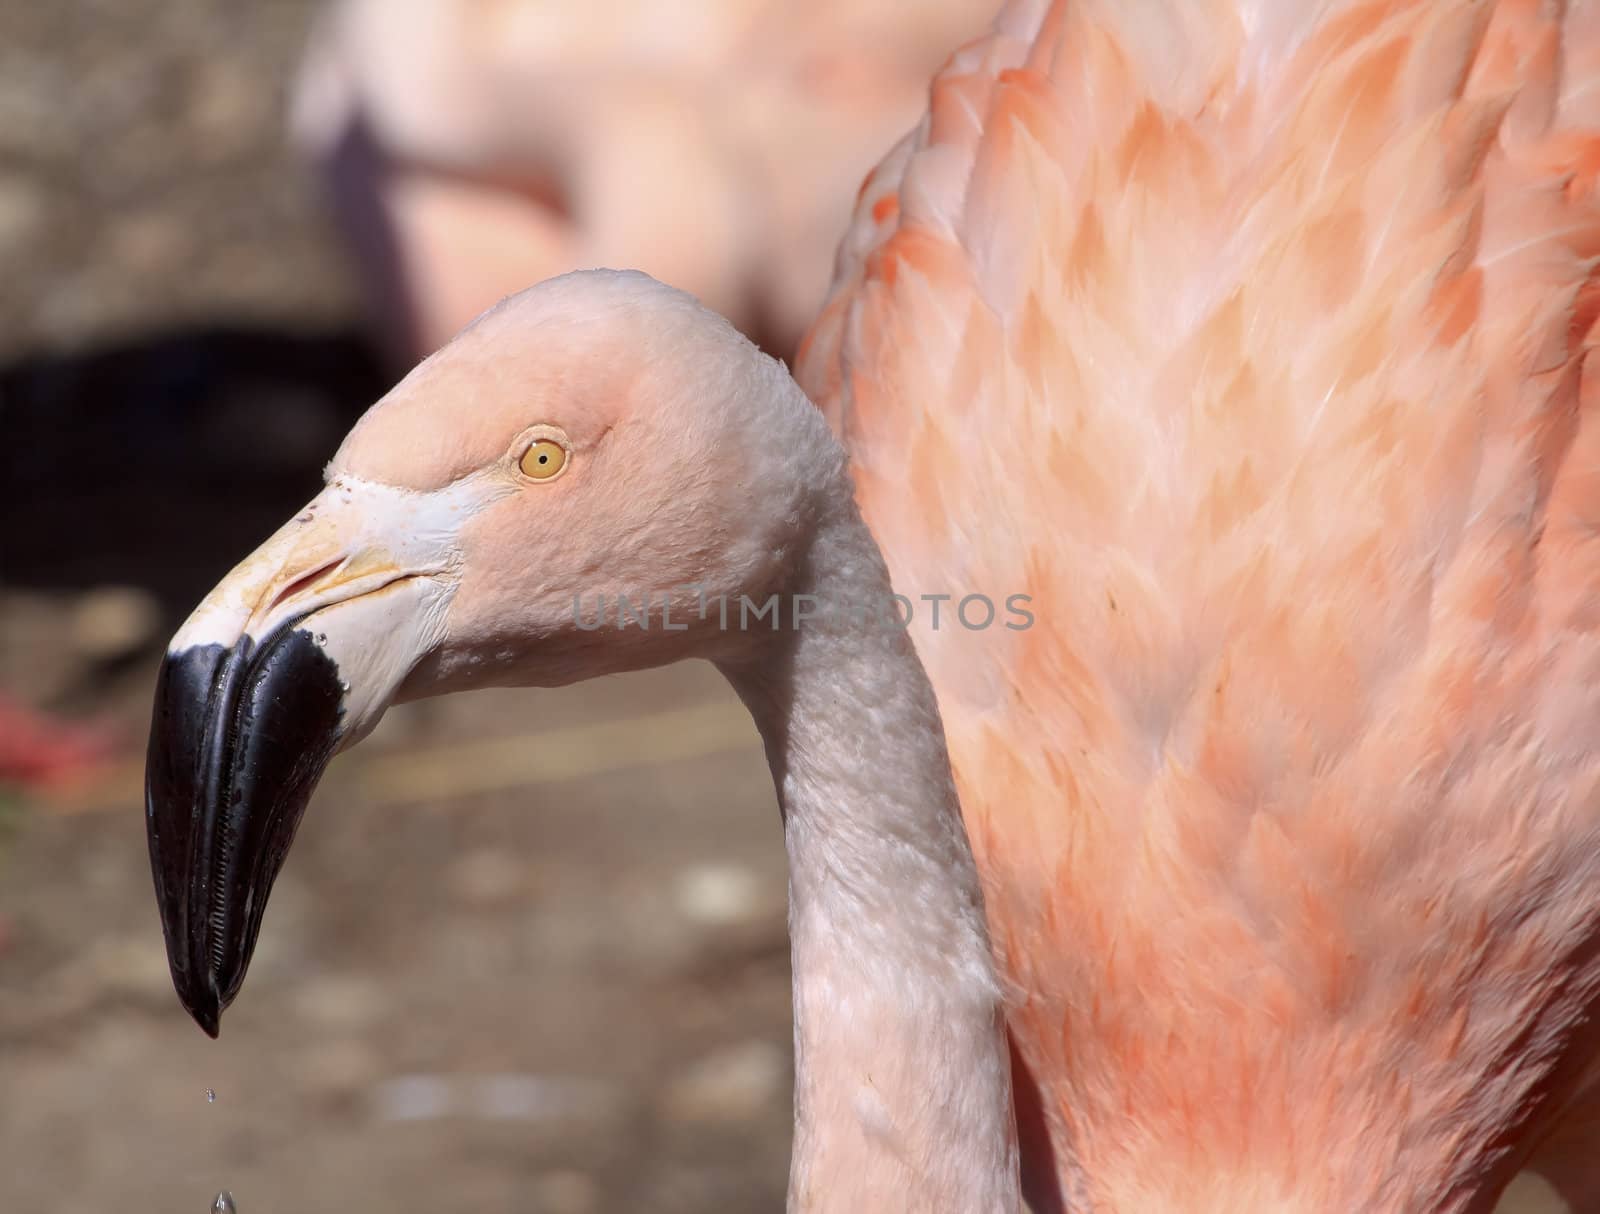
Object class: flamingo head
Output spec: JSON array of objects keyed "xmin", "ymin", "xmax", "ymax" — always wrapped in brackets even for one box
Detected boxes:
[{"xmin": 145, "ymin": 269, "xmax": 840, "ymax": 1035}]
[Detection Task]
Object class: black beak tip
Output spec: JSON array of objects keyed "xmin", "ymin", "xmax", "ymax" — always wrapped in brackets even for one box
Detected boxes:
[
  {"xmin": 192, "ymin": 997, "xmax": 221, "ymax": 1040},
  {"xmin": 169, "ymin": 959, "xmax": 225, "ymax": 1038},
  {"xmin": 146, "ymin": 629, "xmax": 346, "ymax": 1040}
]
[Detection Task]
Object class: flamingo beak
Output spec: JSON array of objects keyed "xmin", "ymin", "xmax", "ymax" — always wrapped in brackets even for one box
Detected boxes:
[
  {"xmin": 146, "ymin": 624, "xmax": 345, "ymax": 1037},
  {"xmin": 144, "ymin": 478, "xmax": 461, "ymax": 1036}
]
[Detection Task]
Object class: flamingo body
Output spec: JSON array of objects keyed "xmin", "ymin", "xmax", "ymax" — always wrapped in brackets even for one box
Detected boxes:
[{"xmin": 799, "ymin": 1, "xmax": 1600, "ymax": 1208}]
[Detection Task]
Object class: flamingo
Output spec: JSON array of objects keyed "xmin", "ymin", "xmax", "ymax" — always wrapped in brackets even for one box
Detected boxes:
[
  {"xmin": 290, "ymin": 0, "xmax": 994, "ymax": 366},
  {"xmin": 145, "ymin": 0, "xmax": 1600, "ymax": 1210},
  {"xmin": 143, "ymin": 272, "xmax": 1020, "ymax": 1210},
  {"xmin": 799, "ymin": 1, "xmax": 1600, "ymax": 1208}
]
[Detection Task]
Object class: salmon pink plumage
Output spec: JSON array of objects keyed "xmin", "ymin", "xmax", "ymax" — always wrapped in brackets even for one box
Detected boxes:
[{"xmin": 800, "ymin": 1, "xmax": 1600, "ymax": 1210}]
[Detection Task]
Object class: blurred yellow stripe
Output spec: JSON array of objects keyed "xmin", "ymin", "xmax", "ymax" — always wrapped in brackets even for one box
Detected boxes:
[
  {"xmin": 36, "ymin": 699, "xmax": 759, "ymax": 816},
  {"xmin": 357, "ymin": 699, "xmax": 759, "ymax": 807}
]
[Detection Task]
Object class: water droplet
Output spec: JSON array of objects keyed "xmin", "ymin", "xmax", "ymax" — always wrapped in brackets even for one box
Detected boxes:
[
  {"xmin": 211, "ymin": 1192, "xmax": 236, "ymax": 1213},
  {"xmin": 205, "ymin": 1088, "xmax": 216, "ymax": 1103}
]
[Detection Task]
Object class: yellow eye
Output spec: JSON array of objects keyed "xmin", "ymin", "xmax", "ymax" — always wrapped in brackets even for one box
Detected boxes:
[{"xmin": 519, "ymin": 439, "xmax": 568, "ymax": 481}]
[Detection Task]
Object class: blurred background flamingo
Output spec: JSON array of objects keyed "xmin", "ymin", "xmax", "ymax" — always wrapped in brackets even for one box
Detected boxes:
[{"xmin": 290, "ymin": 0, "xmax": 993, "ymax": 366}]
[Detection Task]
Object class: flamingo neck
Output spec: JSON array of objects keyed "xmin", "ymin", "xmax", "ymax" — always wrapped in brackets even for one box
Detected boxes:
[{"xmin": 719, "ymin": 499, "xmax": 1020, "ymax": 1213}]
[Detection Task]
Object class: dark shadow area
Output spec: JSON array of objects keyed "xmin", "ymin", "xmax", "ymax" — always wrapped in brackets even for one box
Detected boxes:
[{"xmin": 1, "ymin": 325, "xmax": 390, "ymax": 620}]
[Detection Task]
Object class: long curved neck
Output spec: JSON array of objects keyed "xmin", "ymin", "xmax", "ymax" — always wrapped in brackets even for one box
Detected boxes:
[{"xmin": 719, "ymin": 497, "xmax": 1020, "ymax": 1213}]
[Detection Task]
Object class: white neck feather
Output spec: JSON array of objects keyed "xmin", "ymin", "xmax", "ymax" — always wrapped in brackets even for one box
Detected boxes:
[{"xmin": 720, "ymin": 497, "xmax": 1020, "ymax": 1213}]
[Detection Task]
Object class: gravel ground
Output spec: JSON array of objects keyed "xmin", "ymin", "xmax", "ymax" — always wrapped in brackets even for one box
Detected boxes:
[
  {"xmin": 0, "ymin": 0, "xmax": 359, "ymax": 360},
  {"xmin": 0, "ymin": 2, "xmax": 795, "ymax": 1210}
]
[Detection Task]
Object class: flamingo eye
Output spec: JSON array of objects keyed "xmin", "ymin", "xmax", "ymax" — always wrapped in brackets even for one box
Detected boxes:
[{"xmin": 519, "ymin": 438, "xmax": 568, "ymax": 481}]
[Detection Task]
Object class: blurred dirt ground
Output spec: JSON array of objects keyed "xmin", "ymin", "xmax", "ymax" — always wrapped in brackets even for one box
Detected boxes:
[
  {"xmin": 0, "ymin": 661, "xmax": 794, "ymax": 1213},
  {"xmin": 0, "ymin": 1, "xmax": 794, "ymax": 1210}
]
